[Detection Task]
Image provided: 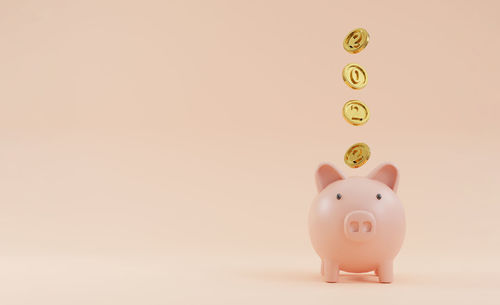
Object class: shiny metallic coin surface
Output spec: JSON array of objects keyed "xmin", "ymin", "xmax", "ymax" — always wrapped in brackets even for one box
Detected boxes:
[
  {"xmin": 344, "ymin": 142, "xmax": 371, "ymax": 168},
  {"xmin": 342, "ymin": 63, "xmax": 367, "ymax": 89},
  {"xmin": 343, "ymin": 28, "xmax": 370, "ymax": 54},
  {"xmin": 343, "ymin": 100, "xmax": 370, "ymax": 126}
]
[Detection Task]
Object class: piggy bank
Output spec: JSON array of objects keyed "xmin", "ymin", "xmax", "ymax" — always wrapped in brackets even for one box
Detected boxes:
[{"xmin": 308, "ymin": 162, "xmax": 405, "ymax": 283}]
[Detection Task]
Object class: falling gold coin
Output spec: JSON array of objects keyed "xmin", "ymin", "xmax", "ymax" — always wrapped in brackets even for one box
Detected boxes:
[
  {"xmin": 343, "ymin": 28, "xmax": 370, "ymax": 54},
  {"xmin": 344, "ymin": 142, "xmax": 371, "ymax": 168},
  {"xmin": 343, "ymin": 100, "xmax": 370, "ymax": 126},
  {"xmin": 342, "ymin": 63, "xmax": 367, "ymax": 89}
]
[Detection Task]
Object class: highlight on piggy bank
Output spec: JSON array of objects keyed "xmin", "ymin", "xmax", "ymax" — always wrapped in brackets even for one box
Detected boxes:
[{"xmin": 308, "ymin": 162, "xmax": 405, "ymax": 283}]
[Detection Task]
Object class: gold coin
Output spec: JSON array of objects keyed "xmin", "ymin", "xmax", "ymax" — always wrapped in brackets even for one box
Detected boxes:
[
  {"xmin": 344, "ymin": 142, "xmax": 371, "ymax": 168},
  {"xmin": 343, "ymin": 28, "xmax": 369, "ymax": 54},
  {"xmin": 343, "ymin": 100, "xmax": 370, "ymax": 126},
  {"xmin": 342, "ymin": 63, "xmax": 367, "ymax": 89}
]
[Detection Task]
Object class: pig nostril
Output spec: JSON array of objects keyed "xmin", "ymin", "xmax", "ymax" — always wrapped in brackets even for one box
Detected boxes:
[
  {"xmin": 349, "ymin": 221, "xmax": 359, "ymax": 232},
  {"xmin": 362, "ymin": 221, "xmax": 372, "ymax": 232}
]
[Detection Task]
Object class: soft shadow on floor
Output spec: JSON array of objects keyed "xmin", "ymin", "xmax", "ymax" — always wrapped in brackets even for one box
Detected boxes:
[
  {"xmin": 337, "ymin": 273, "xmax": 380, "ymax": 284},
  {"xmin": 238, "ymin": 269, "xmax": 384, "ymax": 284},
  {"xmin": 238, "ymin": 268, "xmax": 500, "ymax": 287}
]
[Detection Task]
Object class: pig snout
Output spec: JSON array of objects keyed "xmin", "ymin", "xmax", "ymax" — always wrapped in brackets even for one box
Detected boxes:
[{"xmin": 344, "ymin": 210, "xmax": 376, "ymax": 242}]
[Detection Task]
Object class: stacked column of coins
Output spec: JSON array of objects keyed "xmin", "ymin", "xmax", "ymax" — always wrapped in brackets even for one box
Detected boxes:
[{"xmin": 342, "ymin": 28, "xmax": 371, "ymax": 168}]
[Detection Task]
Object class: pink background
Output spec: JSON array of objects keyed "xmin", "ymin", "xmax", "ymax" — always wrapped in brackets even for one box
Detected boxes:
[{"xmin": 1, "ymin": 0, "xmax": 499, "ymax": 304}]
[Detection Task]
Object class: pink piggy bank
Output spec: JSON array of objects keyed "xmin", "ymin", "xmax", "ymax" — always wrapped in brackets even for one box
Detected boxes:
[{"xmin": 308, "ymin": 162, "xmax": 405, "ymax": 283}]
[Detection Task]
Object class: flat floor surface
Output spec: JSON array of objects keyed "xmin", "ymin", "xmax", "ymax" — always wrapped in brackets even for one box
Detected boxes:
[{"xmin": 1, "ymin": 253, "xmax": 498, "ymax": 305}]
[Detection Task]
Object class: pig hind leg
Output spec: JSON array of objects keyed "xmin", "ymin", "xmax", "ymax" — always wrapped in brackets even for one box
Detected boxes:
[
  {"xmin": 322, "ymin": 260, "xmax": 339, "ymax": 283},
  {"xmin": 377, "ymin": 260, "xmax": 393, "ymax": 283}
]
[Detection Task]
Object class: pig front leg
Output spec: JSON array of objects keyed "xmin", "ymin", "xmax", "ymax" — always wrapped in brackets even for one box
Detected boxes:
[
  {"xmin": 377, "ymin": 260, "xmax": 393, "ymax": 283},
  {"xmin": 320, "ymin": 259, "xmax": 324, "ymax": 276},
  {"xmin": 322, "ymin": 260, "xmax": 339, "ymax": 283}
]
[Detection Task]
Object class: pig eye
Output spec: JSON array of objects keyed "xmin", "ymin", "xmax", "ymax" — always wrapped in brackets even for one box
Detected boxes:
[
  {"xmin": 336, "ymin": 193, "xmax": 342, "ymax": 200},
  {"xmin": 376, "ymin": 193, "xmax": 382, "ymax": 200}
]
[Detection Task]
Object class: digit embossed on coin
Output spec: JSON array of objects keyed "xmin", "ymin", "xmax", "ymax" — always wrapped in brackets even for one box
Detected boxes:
[
  {"xmin": 343, "ymin": 100, "xmax": 370, "ymax": 126},
  {"xmin": 342, "ymin": 63, "xmax": 367, "ymax": 90},
  {"xmin": 343, "ymin": 28, "xmax": 370, "ymax": 54},
  {"xmin": 344, "ymin": 142, "xmax": 371, "ymax": 168}
]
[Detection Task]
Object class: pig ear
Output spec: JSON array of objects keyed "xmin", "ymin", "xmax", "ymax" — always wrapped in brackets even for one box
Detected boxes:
[
  {"xmin": 368, "ymin": 163, "xmax": 400, "ymax": 192},
  {"xmin": 315, "ymin": 163, "xmax": 346, "ymax": 192}
]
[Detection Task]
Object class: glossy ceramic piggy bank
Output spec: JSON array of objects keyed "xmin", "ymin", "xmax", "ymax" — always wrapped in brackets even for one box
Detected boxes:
[{"xmin": 308, "ymin": 162, "xmax": 405, "ymax": 283}]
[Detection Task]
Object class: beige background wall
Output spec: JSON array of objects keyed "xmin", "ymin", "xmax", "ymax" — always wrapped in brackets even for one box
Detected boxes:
[{"xmin": 0, "ymin": 0, "xmax": 499, "ymax": 304}]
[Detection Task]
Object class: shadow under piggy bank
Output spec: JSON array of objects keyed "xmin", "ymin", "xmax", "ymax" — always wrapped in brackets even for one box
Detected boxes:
[{"xmin": 239, "ymin": 269, "xmax": 383, "ymax": 284}]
